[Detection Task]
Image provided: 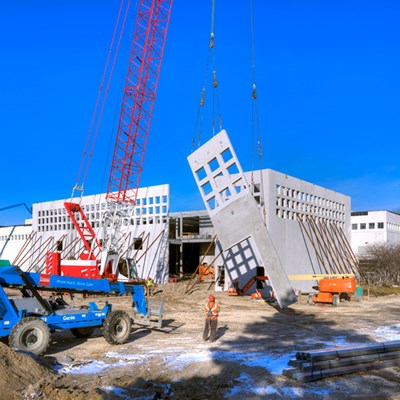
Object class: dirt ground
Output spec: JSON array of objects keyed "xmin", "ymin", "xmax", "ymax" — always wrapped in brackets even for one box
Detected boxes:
[{"xmin": 2, "ymin": 281, "xmax": 400, "ymax": 400}]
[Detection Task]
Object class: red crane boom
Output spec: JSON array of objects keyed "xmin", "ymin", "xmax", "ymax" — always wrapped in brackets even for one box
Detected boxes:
[
  {"xmin": 107, "ymin": 0, "xmax": 172, "ymax": 204},
  {"xmin": 57, "ymin": 0, "xmax": 172, "ymax": 279}
]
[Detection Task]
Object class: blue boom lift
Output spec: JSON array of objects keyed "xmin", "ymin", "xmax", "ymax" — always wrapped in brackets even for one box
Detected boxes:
[{"xmin": 0, "ymin": 262, "xmax": 163, "ymax": 355}]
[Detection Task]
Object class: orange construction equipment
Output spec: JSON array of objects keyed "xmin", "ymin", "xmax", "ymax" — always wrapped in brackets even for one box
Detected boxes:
[
  {"xmin": 241, "ymin": 275, "xmax": 269, "ymax": 295},
  {"xmin": 250, "ymin": 290, "xmax": 263, "ymax": 299},
  {"xmin": 228, "ymin": 275, "xmax": 269, "ymax": 296},
  {"xmin": 308, "ymin": 277, "xmax": 357, "ymax": 306},
  {"xmin": 228, "ymin": 281, "xmax": 240, "ymax": 296},
  {"xmin": 199, "ymin": 263, "xmax": 215, "ymax": 282}
]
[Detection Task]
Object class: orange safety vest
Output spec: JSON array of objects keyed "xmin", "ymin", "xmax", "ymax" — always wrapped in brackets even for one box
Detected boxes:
[{"xmin": 205, "ymin": 301, "xmax": 219, "ymax": 320}]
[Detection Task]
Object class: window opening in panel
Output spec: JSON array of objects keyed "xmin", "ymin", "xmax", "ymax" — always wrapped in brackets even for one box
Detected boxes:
[
  {"xmin": 227, "ymin": 163, "xmax": 239, "ymax": 175},
  {"xmin": 202, "ymin": 181, "xmax": 213, "ymax": 196},
  {"xmin": 220, "ymin": 187, "xmax": 232, "ymax": 201},
  {"xmin": 196, "ymin": 167, "xmax": 207, "ymax": 181},
  {"xmin": 221, "ymin": 148, "xmax": 233, "ymax": 163},
  {"xmin": 208, "ymin": 158, "xmax": 220, "ymax": 172},
  {"xmin": 207, "ymin": 196, "xmax": 216, "ymax": 210}
]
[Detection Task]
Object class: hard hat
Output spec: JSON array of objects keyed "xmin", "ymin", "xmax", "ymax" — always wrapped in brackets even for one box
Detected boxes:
[{"xmin": 208, "ymin": 295, "xmax": 215, "ymax": 302}]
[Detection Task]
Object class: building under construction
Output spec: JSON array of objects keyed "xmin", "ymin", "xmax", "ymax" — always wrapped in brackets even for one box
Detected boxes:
[{"xmin": 0, "ymin": 167, "xmax": 359, "ymax": 294}]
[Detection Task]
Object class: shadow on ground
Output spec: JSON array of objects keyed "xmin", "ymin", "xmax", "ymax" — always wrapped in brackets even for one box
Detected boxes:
[{"xmin": 93, "ymin": 302, "xmax": 400, "ymax": 399}]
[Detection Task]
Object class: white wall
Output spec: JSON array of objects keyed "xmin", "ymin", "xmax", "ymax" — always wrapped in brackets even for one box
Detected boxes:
[
  {"xmin": 253, "ymin": 169, "xmax": 352, "ymax": 292},
  {"xmin": 26, "ymin": 184, "xmax": 170, "ymax": 282},
  {"xmin": 0, "ymin": 223, "xmax": 32, "ymax": 264},
  {"xmin": 351, "ymin": 210, "xmax": 400, "ymax": 255},
  {"xmin": 204, "ymin": 168, "xmax": 352, "ymax": 293}
]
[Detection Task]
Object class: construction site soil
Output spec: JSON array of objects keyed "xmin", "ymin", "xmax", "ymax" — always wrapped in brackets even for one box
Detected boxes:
[{"xmin": 1, "ymin": 281, "xmax": 400, "ymax": 400}]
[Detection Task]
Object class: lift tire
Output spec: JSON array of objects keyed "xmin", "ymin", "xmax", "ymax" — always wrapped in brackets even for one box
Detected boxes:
[
  {"xmin": 9, "ymin": 317, "xmax": 50, "ymax": 356},
  {"xmin": 332, "ymin": 294, "xmax": 340, "ymax": 307},
  {"xmin": 102, "ymin": 310, "xmax": 131, "ymax": 345},
  {"xmin": 70, "ymin": 326, "xmax": 96, "ymax": 338},
  {"xmin": 307, "ymin": 294, "xmax": 315, "ymax": 305}
]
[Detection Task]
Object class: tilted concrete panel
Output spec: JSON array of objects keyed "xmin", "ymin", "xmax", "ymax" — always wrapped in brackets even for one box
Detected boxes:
[{"xmin": 188, "ymin": 129, "xmax": 297, "ymax": 308}]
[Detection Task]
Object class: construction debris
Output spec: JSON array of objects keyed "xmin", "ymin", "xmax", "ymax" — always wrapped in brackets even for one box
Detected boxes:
[{"xmin": 285, "ymin": 340, "xmax": 400, "ymax": 382}]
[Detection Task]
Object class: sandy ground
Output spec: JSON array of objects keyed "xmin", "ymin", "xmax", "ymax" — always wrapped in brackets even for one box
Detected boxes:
[{"xmin": 2, "ymin": 281, "xmax": 400, "ymax": 400}]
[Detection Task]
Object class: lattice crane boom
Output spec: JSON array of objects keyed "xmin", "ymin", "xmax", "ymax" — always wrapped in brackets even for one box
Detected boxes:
[
  {"xmin": 99, "ymin": 0, "xmax": 173, "ymax": 278},
  {"xmin": 107, "ymin": 0, "xmax": 172, "ymax": 204},
  {"xmin": 59, "ymin": 0, "xmax": 172, "ymax": 279}
]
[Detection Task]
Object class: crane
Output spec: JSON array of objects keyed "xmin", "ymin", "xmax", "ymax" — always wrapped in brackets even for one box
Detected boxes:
[{"xmin": 60, "ymin": 0, "xmax": 173, "ymax": 280}]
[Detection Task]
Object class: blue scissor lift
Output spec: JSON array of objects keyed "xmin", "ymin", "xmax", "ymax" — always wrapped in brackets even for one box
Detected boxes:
[{"xmin": 0, "ymin": 263, "xmax": 163, "ymax": 355}]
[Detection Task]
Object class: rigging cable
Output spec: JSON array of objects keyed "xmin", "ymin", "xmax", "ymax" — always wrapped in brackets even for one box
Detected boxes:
[
  {"xmin": 249, "ymin": 0, "xmax": 266, "ymax": 222},
  {"xmin": 72, "ymin": 0, "xmax": 131, "ymax": 200},
  {"xmin": 192, "ymin": 0, "xmax": 223, "ymax": 150},
  {"xmin": 210, "ymin": 0, "xmax": 223, "ymax": 136}
]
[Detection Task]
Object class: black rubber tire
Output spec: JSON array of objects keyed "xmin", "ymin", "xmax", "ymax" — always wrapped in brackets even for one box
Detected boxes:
[
  {"xmin": 307, "ymin": 294, "xmax": 315, "ymax": 305},
  {"xmin": 102, "ymin": 310, "xmax": 131, "ymax": 345},
  {"xmin": 70, "ymin": 326, "xmax": 96, "ymax": 338},
  {"xmin": 332, "ymin": 294, "xmax": 340, "ymax": 307},
  {"xmin": 9, "ymin": 317, "xmax": 50, "ymax": 356}
]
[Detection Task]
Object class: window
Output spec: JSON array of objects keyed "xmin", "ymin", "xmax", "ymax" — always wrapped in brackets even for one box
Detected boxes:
[
  {"xmin": 369, "ymin": 223, "xmax": 375, "ymax": 229},
  {"xmin": 352, "ymin": 223, "xmax": 358, "ymax": 230},
  {"xmin": 378, "ymin": 222, "xmax": 384, "ymax": 229},
  {"xmin": 360, "ymin": 223, "xmax": 366, "ymax": 230}
]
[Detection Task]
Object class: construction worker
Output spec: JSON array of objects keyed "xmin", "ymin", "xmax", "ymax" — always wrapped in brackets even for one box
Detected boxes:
[
  {"xmin": 203, "ymin": 294, "xmax": 220, "ymax": 342},
  {"xmin": 145, "ymin": 276, "xmax": 155, "ymax": 296}
]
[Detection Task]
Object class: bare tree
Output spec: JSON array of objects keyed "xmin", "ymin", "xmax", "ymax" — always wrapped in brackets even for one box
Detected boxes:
[{"xmin": 360, "ymin": 242, "xmax": 400, "ymax": 286}]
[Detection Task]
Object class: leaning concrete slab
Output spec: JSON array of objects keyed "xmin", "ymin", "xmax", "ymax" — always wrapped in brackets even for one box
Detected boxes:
[{"xmin": 187, "ymin": 129, "xmax": 297, "ymax": 308}]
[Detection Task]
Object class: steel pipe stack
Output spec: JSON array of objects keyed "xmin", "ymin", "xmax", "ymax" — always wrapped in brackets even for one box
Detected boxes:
[{"xmin": 284, "ymin": 340, "xmax": 400, "ymax": 382}]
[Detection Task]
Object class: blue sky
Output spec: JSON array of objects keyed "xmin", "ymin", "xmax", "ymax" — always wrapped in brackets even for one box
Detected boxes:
[{"xmin": 1, "ymin": 0, "xmax": 400, "ymax": 226}]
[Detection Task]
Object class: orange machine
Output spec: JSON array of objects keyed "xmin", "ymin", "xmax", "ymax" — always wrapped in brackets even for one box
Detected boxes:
[
  {"xmin": 308, "ymin": 277, "xmax": 357, "ymax": 306},
  {"xmin": 199, "ymin": 263, "xmax": 215, "ymax": 282},
  {"xmin": 228, "ymin": 275, "xmax": 269, "ymax": 296}
]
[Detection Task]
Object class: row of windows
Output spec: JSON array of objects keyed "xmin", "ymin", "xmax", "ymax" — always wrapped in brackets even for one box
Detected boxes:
[
  {"xmin": 352, "ymin": 222, "xmax": 384, "ymax": 230},
  {"xmin": 37, "ymin": 216, "xmax": 169, "ymax": 232},
  {"xmin": 276, "ymin": 185, "xmax": 346, "ymax": 212},
  {"xmin": 36, "ymin": 201, "xmax": 169, "ymax": 232},
  {"xmin": 275, "ymin": 183, "xmax": 346, "ymax": 223},
  {"xmin": 276, "ymin": 197, "xmax": 345, "ymax": 221},
  {"xmin": 0, "ymin": 234, "xmax": 30, "ymax": 241},
  {"xmin": 387, "ymin": 222, "xmax": 400, "ymax": 232},
  {"xmin": 37, "ymin": 196, "xmax": 169, "ymax": 217},
  {"xmin": 37, "ymin": 205, "xmax": 168, "ymax": 226}
]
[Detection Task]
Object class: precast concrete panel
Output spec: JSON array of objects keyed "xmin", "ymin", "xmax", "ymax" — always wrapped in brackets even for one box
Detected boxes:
[{"xmin": 187, "ymin": 130, "xmax": 297, "ymax": 308}]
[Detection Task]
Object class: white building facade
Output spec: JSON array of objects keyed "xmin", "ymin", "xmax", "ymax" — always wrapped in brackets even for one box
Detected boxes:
[
  {"xmin": 1, "ymin": 170, "xmax": 356, "ymax": 293},
  {"xmin": 180, "ymin": 166, "xmax": 353, "ymax": 294},
  {"xmin": 1, "ymin": 184, "xmax": 170, "ymax": 283},
  {"xmin": 351, "ymin": 210, "xmax": 400, "ymax": 255},
  {"xmin": 254, "ymin": 169, "xmax": 352, "ymax": 292},
  {"xmin": 0, "ymin": 221, "xmax": 32, "ymax": 264}
]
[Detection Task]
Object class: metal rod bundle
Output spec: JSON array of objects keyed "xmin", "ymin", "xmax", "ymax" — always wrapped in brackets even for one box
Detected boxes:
[{"xmin": 284, "ymin": 340, "xmax": 400, "ymax": 382}]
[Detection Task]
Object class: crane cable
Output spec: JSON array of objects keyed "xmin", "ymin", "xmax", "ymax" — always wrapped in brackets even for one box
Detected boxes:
[
  {"xmin": 192, "ymin": 0, "xmax": 223, "ymax": 150},
  {"xmin": 249, "ymin": 0, "xmax": 266, "ymax": 222},
  {"xmin": 71, "ymin": 0, "xmax": 131, "ymax": 201}
]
